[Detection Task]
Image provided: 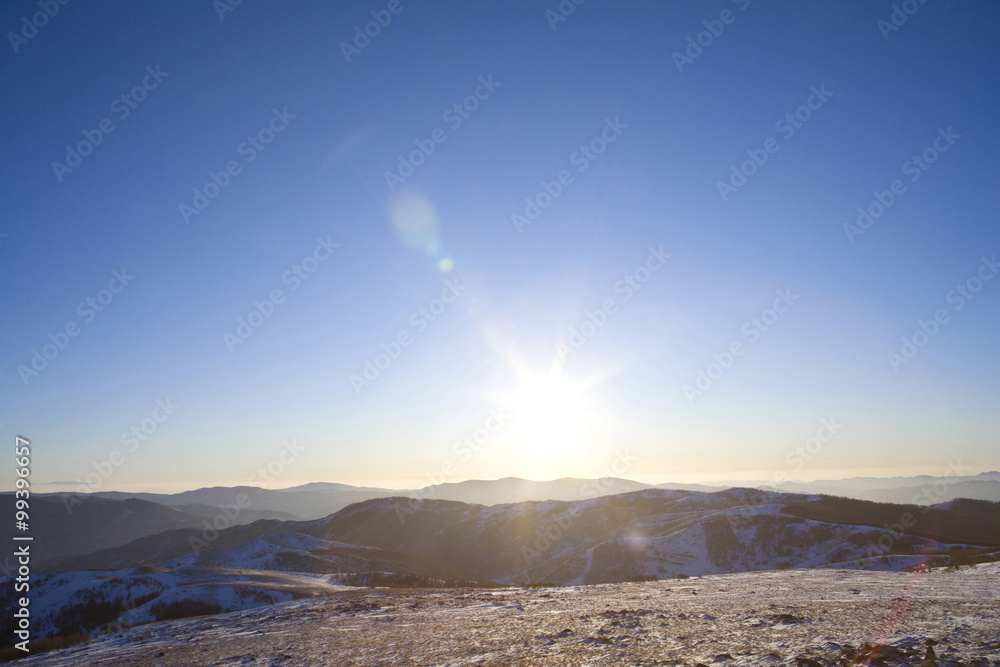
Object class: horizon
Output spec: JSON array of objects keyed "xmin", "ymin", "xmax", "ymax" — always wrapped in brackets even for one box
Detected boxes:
[
  {"xmin": 22, "ymin": 467, "xmax": 998, "ymax": 497},
  {"xmin": 3, "ymin": 1, "xmax": 998, "ymax": 495}
]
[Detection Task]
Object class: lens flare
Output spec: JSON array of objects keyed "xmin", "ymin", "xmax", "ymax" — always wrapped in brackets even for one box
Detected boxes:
[{"xmin": 389, "ymin": 190, "xmax": 454, "ymax": 272}]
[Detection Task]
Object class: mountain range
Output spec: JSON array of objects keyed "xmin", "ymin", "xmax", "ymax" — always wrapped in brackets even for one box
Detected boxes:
[
  {"xmin": 40, "ymin": 488, "xmax": 1000, "ymax": 581},
  {"xmin": 78, "ymin": 469, "xmax": 1000, "ymax": 518},
  {"xmin": 6, "ymin": 483, "xmax": 999, "ymax": 647},
  {"xmin": 7, "ymin": 471, "xmax": 999, "ymax": 573}
]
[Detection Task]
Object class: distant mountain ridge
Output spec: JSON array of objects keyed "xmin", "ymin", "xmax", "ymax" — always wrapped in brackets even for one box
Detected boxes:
[
  {"xmin": 84, "ymin": 476, "xmax": 656, "ymax": 520},
  {"xmin": 760, "ymin": 470, "xmax": 1000, "ymax": 503},
  {"xmin": 0, "ymin": 495, "xmax": 205, "ymax": 568},
  {"xmin": 76, "ymin": 470, "xmax": 1000, "ymax": 520},
  {"xmin": 14, "ymin": 472, "xmax": 998, "ymax": 573}
]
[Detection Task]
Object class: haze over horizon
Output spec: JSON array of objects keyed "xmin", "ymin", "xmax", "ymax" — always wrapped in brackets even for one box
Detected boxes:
[
  {"xmin": 3, "ymin": 1, "xmax": 998, "ymax": 493},
  {"xmin": 29, "ymin": 467, "xmax": 1000, "ymax": 497}
]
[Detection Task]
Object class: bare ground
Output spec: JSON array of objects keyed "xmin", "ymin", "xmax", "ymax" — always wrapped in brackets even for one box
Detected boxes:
[{"xmin": 21, "ymin": 565, "xmax": 1000, "ymax": 666}]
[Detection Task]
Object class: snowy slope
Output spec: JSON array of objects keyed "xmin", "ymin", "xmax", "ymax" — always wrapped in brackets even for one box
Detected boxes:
[{"xmin": 16, "ymin": 564, "xmax": 1000, "ymax": 666}]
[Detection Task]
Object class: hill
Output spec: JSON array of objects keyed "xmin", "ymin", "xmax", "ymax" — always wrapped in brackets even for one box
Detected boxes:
[{"xmin": 46, "ymin": 488, "xmax": 1000, "ymax": 584}]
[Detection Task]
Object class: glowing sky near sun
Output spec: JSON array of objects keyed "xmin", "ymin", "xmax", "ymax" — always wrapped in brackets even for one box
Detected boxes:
[{"xmin": 2, "ymin": 1, "xmax": 998, "ymax": 493}]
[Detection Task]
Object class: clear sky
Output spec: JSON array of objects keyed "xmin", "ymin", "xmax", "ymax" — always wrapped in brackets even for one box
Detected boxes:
[{"xmin": 1, "ymin": 1, "xmax": 997, "ymax": 493}]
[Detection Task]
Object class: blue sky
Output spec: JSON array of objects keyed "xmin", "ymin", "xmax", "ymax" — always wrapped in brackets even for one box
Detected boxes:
[{"xmin": 1, "ymin": 0, "xmax": 997, "ymax": 492}]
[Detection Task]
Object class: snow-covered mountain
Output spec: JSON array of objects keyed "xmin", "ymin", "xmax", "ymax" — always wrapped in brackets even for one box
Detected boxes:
[
  {"xmin": 45, "ymin": 488, "xmax": 1000, "ymax": 584},
  {"xmin": 7, "ymin": 488, "xmax": 999, "ymax": 651},
  {"xmin": 305, "ymin": 488, "xmax": 1000, "ymax": 585}
]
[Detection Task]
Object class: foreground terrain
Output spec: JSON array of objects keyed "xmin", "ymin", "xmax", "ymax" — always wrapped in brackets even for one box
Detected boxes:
[{"xmin": 21, "ymin": 564, "xmax": 1000, "ymax": 666}]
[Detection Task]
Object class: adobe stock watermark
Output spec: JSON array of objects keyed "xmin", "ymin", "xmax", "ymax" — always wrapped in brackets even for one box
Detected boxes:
[
  {"xmin": 764, "ymin": 417, "xmax": 843, "ymax": 489},
  {"xmin": 877, "ymin": 0, "xmax": 929, "ymax": 41},
  {"xmin": 864, "ymin": 459, "xmax": 965, "ymax": 559},
  {"xmin": 556, "ymin": 245, "xmax": 670, "ymax": 360},
  {"xmin": 60, "ymin": 398, "xmax": 180, "ymax": 515},
  {"xmin": 887, "ymin": 255, "xmax": 997, "ymax": 372},
  {"xmin": 579, "ymin": 449, "xmax": 638, "ymax": 500},
  {"xmin": 519, "ymin": 450, "xmax": 638, "ymax": 568},
  {"xmin": 51, "ymin": 65, "xmax": 170, "ymax": 182},
  {"xmin": 213, "ymin": 0, "xmax": 245, "ymax": 21},
  {"xmin": 384, "ymin": 75, "xmax": 502, "ymax": 192},
  {"xmin": 545, "ymin": 0, "xmax": 587, "ymax": 31},
  {"xmin": 716, "ymin": 84, "xmax": 833, "ymax": 202},
  {"xmin": 395, "ymin": 406, "xmax": 511, "ymax": 523},
  {"xmin": 682, "ymin": 288, "xmax": 798, "ymax": 403},
  {"xmin": 189, "ymin": 439, "xmax": 305, "ymax": 555},
  {"xmin": 16, "ymin": 268, "xmax": 135, "ymax": 385},
  {"xmin": 672, "ymin": 0, "xmax": 750, "ymax": 73},
  {"xmin": 223, "ymin": 234, "xmax": 339, "ymax": 352},
  {"xmin": 510, "ymin": 116, "xmax": 628, "ymax": 234},
  {"xmin": 178, "ymin": 106, "xmax": 296, "ymax": 224},
  {"xmin": 340, "ymin": 0, "xmax": 413, "ymax": 63},
  {"xmin": 844, "ymin": 126, "xmax": 959, "ymax": 243},
  {"xmin": 7, "ymin": 0, "xmax": 70, "ymax": 54},
  {"xmin": 350, "ymin": 277, "xmax": 467, "ymax": 394},
  {"xmin": 727, "ymin": 418, "xmax": 841, "ymax": 534},
  {"xmin": 247, "ymin": 438, "xmax": 306, "ymax": 490}
]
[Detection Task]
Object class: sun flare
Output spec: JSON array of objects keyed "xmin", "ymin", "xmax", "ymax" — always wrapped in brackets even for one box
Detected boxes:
[
  {"xmin": 509, "ymin": 374, "xmax": 585, "ymax": 446},
  {"xmin": 493, "ymin": 370, "xmax": 597, "ymax": 479}
]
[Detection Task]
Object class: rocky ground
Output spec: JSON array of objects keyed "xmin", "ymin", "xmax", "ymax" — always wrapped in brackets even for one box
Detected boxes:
[{"xmin": 20, "ymin": 564, "xmax": 1000, "ymax": 666}]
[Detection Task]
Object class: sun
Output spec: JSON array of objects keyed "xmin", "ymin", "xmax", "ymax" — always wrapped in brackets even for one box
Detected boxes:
[
  {"xmin": 499, "ymin": 371, "xmax": 590, "ymax": 471},
  {"xmin": 482, "ymin": 326, "xmax": 619, "ymax": 478}
]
